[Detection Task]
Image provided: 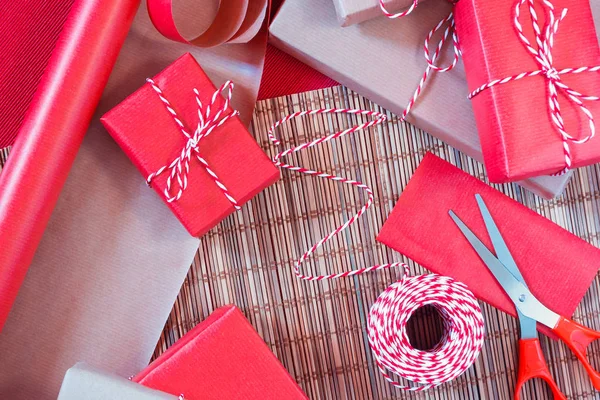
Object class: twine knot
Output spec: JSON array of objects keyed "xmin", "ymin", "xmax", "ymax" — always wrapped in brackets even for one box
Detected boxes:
[
  {"xmin": 544, "ymin": 66, "xmax": 559, "ymax": 81},
  {"xmin": 146, "ymin": 78, "xmax": 242, "ymax": 209}
]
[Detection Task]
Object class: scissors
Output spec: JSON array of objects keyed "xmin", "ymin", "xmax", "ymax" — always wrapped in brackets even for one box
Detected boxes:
[{"xmin": 449, "ymin": 194, "xmax": 600, "ymax": 400}]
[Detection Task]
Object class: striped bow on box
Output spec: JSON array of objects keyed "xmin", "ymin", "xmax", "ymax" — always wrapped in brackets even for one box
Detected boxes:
[{"xmin": 101, "ymin": 53, "xmax": 280, "ymax": 237}]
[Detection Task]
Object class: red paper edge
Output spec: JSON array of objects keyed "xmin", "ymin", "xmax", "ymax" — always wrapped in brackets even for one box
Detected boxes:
[
  {"xmin": 133, "ymin": 305, "xmax": 308, "ymax": 398},
  {"xmin": 132, "ymin": 305, "xmax": 236, "ymax": 383}
]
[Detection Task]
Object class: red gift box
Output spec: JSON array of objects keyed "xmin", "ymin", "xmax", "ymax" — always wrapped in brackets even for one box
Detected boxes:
[
  {"xmin": 133, "ymin": 305, "xmax": 308, "ymax": 400},
  {"xmin": 101, "ymin": 53, "xmax": 279, "ymax": 237},
  {"xmin": 454, "ymin": 0, "xmax": 600, "ymax": 182},
  {"xmin": 377, "ymin": 153, "xmax": 600, "ymax": 335}
]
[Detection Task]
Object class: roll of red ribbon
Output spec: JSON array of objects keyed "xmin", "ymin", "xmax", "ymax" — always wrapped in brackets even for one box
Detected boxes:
[{"xmin": 267, "ymin": 108, "xmax": 485, "ymax": 391}]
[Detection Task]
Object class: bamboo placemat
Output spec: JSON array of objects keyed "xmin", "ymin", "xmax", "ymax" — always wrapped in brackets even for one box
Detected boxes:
[
  {"xmin": 2, "ymin": 86, "xmax": 600, "ymax": 399},
  {"xmin": 155, "ymin": 86, "xmax": 600, "ymax": 400}
]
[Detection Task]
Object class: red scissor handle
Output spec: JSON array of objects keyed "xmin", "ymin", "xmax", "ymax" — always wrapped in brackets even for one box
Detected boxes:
[
  {"xmin": 515, "ymin": 338, "xmax": 565, "ymax": 400},
  {"xmin": 553, "ymin": 316, "xmax": 600, "ymax": 390}
]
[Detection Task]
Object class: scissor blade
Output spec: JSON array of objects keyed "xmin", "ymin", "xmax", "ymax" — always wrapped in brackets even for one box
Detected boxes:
[
  {"xmin": 475, "ymin": 194, "xmax": 527, "ymax": 288},
  {"xmin": 449, "ymin": 210, "xmax": 523, "ymax": 295},
  {"xmin": 449, "ymin": 210, "xmax": 561, "ymax": 329},
  {"xmin": 518, "ymin": 313, "xmax": 538, "ymax": 340}
]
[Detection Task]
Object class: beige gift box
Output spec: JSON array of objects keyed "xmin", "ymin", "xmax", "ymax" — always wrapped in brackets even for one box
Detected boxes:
[
  {"xmin": 332, "ymin": 0, "xmax": 418, "ymax": 26},
  {"xmin": 58, "ymin": 363, "xmax": 178, "ymax": 400},
  {"xmin": 268, "ymin": 0, "xmax": 600, "ymax": 199}
]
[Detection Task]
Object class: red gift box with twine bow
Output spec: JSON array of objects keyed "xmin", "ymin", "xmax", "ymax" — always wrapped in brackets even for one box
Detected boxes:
[
  {"xmin": 101, "ymin": 53, "xmax": 279, "ymax": 237},
  {"xmin": 454, "ymin": 0, "xmax": 600, "ymax": 182}
]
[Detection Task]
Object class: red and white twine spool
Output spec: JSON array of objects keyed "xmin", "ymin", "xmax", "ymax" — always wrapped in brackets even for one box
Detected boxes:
[
  {"xmin": 369, "ymin": 273, "xmax": 484, "ymax": 390},
  {"xmin": 268, "ymin": 108, "xmax": 485, "ymax": 391},
  {"xmin": 379, "ymin": 0, "xmax": 600, "ymax": 175}
]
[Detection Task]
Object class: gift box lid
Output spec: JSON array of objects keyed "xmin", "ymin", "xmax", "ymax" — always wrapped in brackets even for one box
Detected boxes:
[
  {"xmin": 58, "ymin": 363, "xmax": 178, "ymax": 400},
  {"xmin": 269, "ymin": 0, "xmax": 576, "ymax": 199},
  {"xmin": 101, "ymin": 53, "xmax": 280, "ymax": 237},
  {"xmin": 133, "ymin": 305, "xmax": 308, "ymax": 400}
]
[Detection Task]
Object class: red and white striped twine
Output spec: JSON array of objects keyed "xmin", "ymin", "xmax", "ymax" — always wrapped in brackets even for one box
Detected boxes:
[
  {"xmin": 146, "ymin": 78, "xmax": 241, "ymax": 208},
  {"xmin": 381, "ymin": 0, "xmax": 600, "ymax": 176},
  {"xmin": 379, "ymin": 0, "xmax": 460, "ymax": 122},
  {"xmin": 468, "ymin": 0, "xmax": 600, "ymax": 175},
  {"xmin": 268, "ymin": 108, "xmax": 485, "ymax": 391},
  {"xmin": 369, "ymin": 274, "xmax": 484, "ymax": 390}
]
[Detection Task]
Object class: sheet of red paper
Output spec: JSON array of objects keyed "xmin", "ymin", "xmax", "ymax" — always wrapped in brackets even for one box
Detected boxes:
[
  {"xmin": 101, "ymin": 54, "xmax": 280, "ymax": 237},
  {"xmin": 377, "ymin": 153, "xmax": 600, "ymax": 335},
  {"xmin": 258, "ymin": 0, "xmax": 338, "ymax": 100},
  {"xmin": 133, "ymin": 305, "xmax": 308, "ymax": 400},
  {"xmin": 454, "ymin": 0, "xmax": 600, "ymax": 182},
  {"xmin": 258, "ymin": 44, "xmax": 338, "ymax": 100},
  {"xmin": 0, "ymin": 0, "xmax": 74, "ymax": 148}
]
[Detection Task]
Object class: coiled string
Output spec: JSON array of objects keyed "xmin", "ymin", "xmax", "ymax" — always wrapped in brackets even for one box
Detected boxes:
[{"xmin": 267, "ymin": 107, "xmax": 485, "ymax": 391}]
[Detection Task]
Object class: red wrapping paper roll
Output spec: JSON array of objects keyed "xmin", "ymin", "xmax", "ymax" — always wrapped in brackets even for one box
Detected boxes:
[{"xmin": 0, "ymin": 0, "xmax": 140, "ymax": 331}]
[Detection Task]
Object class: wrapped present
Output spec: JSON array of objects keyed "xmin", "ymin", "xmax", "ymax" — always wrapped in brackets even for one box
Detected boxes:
[
  {"xmin": 58, "ymin": 363, "xmax": 177, "ymax": 400},
  {"xmin": 101, "ymin": 53, "xmax": 279, "ymax": 237},
  {"xmin": 377, "ymin": 153, "xmax": 600, "ymax": 336},
  {"xmin": 332, "ymin": 0, "xmax": 420, "ymax": 26},
  {"xmin": 454, "ymin": 0, "xmax": 600, "ymax": 182},
  {"xmin": 269, "ymin": 0, "xmax": 576, "ymax": 199},
  {"xmin": 133, "ymin": 305, "xmax": 308, "ymax": 400}
]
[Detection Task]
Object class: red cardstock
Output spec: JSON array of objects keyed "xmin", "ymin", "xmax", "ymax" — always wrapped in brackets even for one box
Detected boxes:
[
  {"xmin": 454, "ymin": 0, "xmax": 600, "ymax": 183},
  {"xmin": 101, "ymin": 53, "xmax": 280, "ymax": 237},
  {"xmin": 377, "ymin": 153, "xmax": 600, "ymax": 336},
  {"xmin": 133, "ymin": 305, "xmax": 308, "ymax": 400}
]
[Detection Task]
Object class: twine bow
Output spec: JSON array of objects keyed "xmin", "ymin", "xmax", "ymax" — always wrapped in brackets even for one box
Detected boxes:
[
  {"xmin": 468, "ymin": 0, "xmax": 600, "ymax": 175},
  {"xmin": 146, "ymin": 78, "xmax": 241, "ymax": 209}
]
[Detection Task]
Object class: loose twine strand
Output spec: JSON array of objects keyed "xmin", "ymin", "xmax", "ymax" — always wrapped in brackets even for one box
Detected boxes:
[
  {"xmin": 379, "ymin": 0, "xmax": 600, "ymax": 175},
  {"xmin": 268, "ymin": 108, "xmax": 485, "ymax": 391}
]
